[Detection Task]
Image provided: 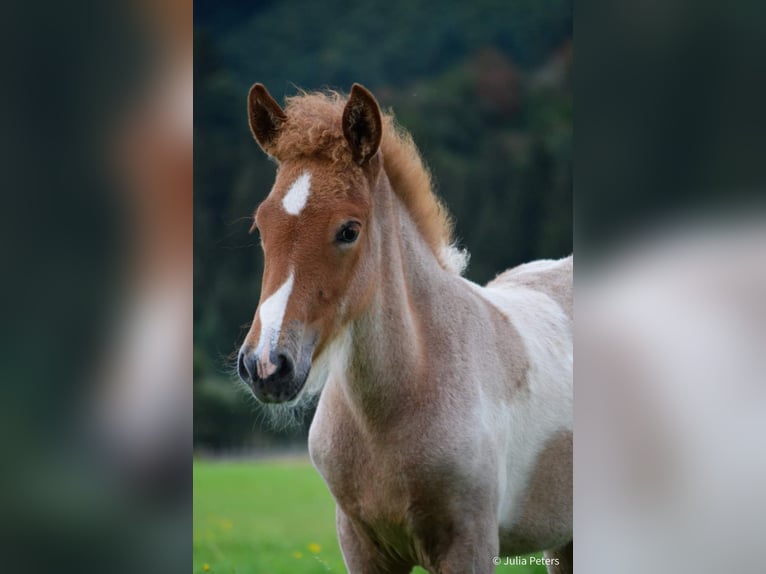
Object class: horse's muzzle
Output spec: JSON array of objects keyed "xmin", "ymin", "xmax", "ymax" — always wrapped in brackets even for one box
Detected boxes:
[{"xmin": 237, "ymin": 346, "xmax": 308, "ymax": 403}]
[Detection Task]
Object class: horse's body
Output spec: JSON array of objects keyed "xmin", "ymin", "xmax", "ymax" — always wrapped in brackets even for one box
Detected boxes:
[{"xmin": 238, "ymin": 83, "xmax": 572, "ymax": 573}]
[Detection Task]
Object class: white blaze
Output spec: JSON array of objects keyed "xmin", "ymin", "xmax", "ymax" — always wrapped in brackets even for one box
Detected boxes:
[
  {"xmin": 281, "ymin": 171, "xmax": 311, "ymax": 215},
  {"xmin": 255, "ymin": 271, "xmax": 294, "ymax": 377}
]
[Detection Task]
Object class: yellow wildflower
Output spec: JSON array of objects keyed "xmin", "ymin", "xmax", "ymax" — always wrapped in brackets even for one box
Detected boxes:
[
  {"xmin": 203, "ymin": 564, "xmax": 210, "ymax": 572},
  {"xmin": 308, "ymin": 543, "xmax": 322, "ymax": 554}
]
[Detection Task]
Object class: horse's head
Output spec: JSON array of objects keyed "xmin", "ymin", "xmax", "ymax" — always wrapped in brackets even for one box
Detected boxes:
[{"xmin": 237, "ymin": 83, "xmax": 383, "ymax": 403}]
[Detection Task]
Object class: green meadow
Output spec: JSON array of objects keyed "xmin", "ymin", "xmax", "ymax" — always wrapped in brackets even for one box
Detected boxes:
[{"xmin": 193, "ymin": 459, "xmax": 548, "ymax": 574}]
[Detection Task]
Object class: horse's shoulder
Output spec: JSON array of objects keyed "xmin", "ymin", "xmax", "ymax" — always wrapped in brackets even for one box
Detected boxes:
[{"xmin": 487, "ymin": 255, "xmax": 573, "ymax": 320}]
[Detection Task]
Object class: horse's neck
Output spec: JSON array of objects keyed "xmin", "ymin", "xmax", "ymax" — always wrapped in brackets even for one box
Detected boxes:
[{"xmin": 342, "ymin": 174, "xmax": 457, "ymax": 425}]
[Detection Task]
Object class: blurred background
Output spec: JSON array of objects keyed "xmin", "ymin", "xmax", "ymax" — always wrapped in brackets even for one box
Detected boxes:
[
  {"xmin": 193, "ymin": 1, "xmax": 571, "ymax": 572},
  {"xmin": 576, "ymin": 1, "xmax": 766, "ymax": 573},
  {"xmin": 0, "ymin": 0, "xmax": 191, "ymax": 573}
]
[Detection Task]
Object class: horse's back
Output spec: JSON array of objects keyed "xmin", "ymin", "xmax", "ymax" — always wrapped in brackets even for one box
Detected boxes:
[{"xmin": 487, "ymin": 255, "xmax": 573, "ymax": 321}]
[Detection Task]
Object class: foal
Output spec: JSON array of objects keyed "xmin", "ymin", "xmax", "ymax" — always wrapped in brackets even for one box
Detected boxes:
[{"xmin": 237, "ymin": 83, "xmax": 573, "ymax": 574}]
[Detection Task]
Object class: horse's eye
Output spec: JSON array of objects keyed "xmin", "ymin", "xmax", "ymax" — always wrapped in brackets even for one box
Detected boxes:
[{"xmin": 336, "ymin": 222, "xmax": 361, "ymax": 244}]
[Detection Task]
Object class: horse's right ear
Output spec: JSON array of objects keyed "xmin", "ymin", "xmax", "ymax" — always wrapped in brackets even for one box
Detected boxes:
[{"xmin": 248, "ymin": 83, "xmax": 287, "ymax": 154}]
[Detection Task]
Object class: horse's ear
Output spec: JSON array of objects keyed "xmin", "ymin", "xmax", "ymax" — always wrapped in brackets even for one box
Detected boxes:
[
  {"xmin": 342, "ymin": 84, "xmax": 382, "ymax": 165},
  {"xmin": 248, "ymin": 83, "xmax": 287, "ymax": 154}
]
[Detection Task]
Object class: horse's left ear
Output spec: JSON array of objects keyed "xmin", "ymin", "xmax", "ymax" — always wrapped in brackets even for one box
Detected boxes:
[{"xmin": 342, "ymin": 84, "xmax": 382, "ymax": 165}]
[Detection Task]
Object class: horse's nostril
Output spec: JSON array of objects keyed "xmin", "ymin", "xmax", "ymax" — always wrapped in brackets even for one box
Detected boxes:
[
  {"xmin": 238, "ymin": 350, "xmax": 254, "ymax": 382},
  {"xmin": 276, "ymin": 352, "xmax": 294, "ymax": 378},
  {"xmin": 239, "ymin": 348, "xmax": 295, "ymax": 388}
]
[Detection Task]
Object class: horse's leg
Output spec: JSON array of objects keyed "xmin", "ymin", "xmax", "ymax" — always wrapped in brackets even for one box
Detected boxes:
[
  {"xmin": 336, "ymin": 507, "xmax": 412, "ymax": 574},
  {"xmin": 544, "ymin": 540, "xmax": 573, "ymax": 574}
]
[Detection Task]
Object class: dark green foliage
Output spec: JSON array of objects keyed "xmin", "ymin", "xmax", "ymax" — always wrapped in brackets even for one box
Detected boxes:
[{"xmin": 194, "ymin": 0, "xmax": 572, "ymax": 449}]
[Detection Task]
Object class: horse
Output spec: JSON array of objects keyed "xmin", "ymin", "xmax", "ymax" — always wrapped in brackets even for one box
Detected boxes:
[{"xmin": 236, "ymin": 83, "xmax": 573, "ymax": 574}]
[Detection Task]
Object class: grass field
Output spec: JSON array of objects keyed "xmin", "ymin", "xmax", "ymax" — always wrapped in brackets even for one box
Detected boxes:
[{"xmin": 194, "ymin": 459, "xmax": 549, "ymax": 574}]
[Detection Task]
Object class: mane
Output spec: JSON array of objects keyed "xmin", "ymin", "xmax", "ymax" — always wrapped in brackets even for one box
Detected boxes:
[{"xmin": 272, "ymin": 90, "xmax": 469, "ymax": 275}]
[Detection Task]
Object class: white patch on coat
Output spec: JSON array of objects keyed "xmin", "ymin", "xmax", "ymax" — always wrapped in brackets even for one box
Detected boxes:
[
  {"xmin": 282, "ymin": 171, "xmax": 312, "ymax": 215},
  {"xmin": 440, "ymin": 243, "xmax": 471, "ymax": 275},
  {"xmin": 304, "ymin": 326, "xmax": 353, "ymax": 401},
  {"xmin": 462, "ymin": 273, "xmax": 572, "ymax": 533},
  {"xmin": 255, "ymin": 272, "xmax": 294, "ymax": 377}
]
